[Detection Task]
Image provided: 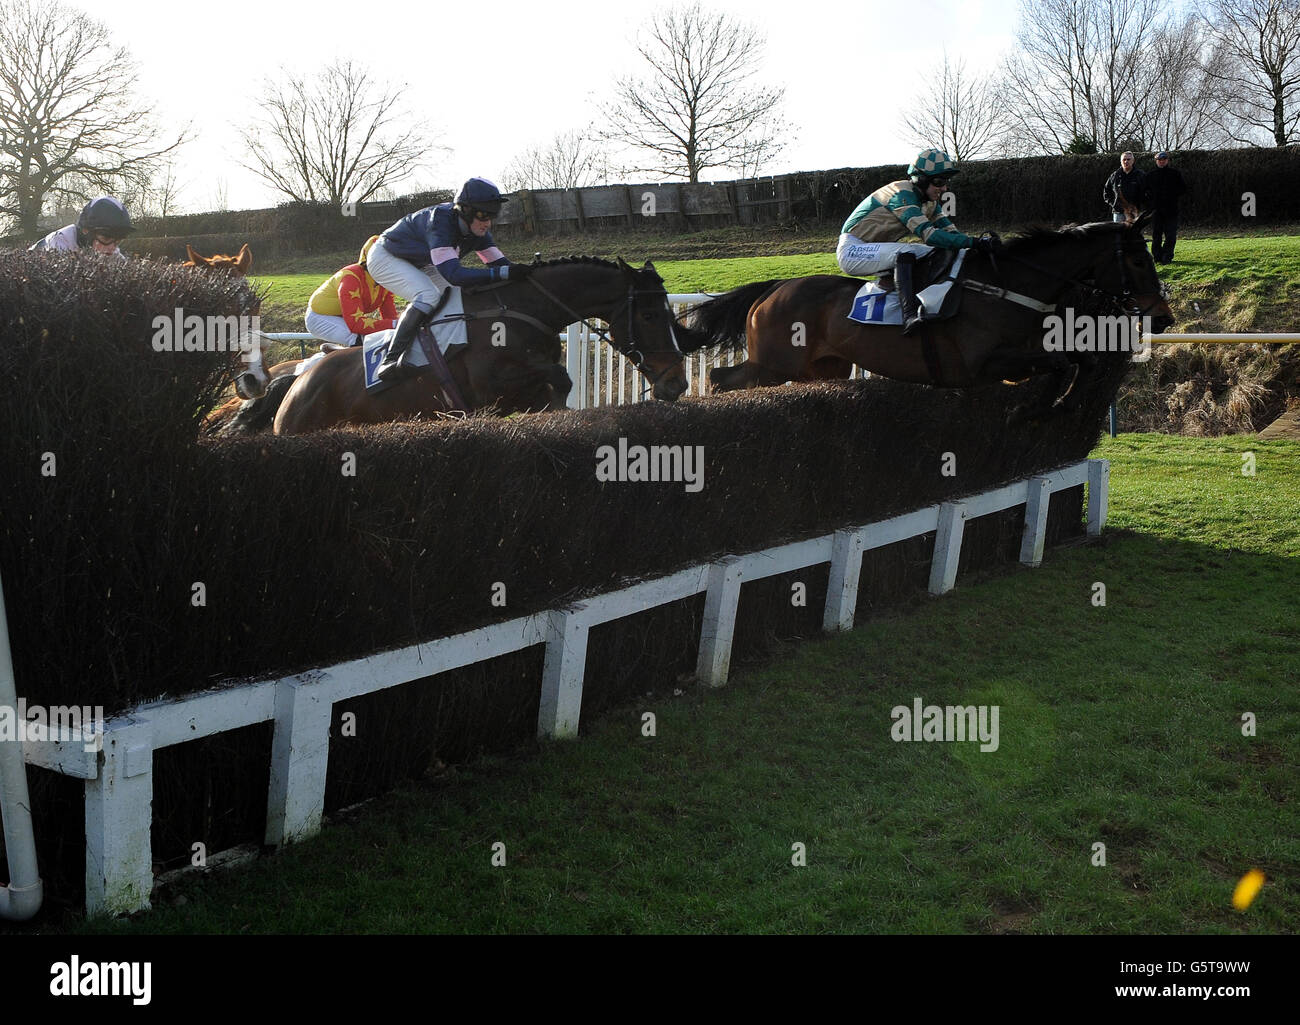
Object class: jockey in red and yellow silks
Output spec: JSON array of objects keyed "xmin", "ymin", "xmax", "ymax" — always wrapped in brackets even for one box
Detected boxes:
[{"xmin": 305, "ymin": 235, "xmax": 399, "ymax": 347}]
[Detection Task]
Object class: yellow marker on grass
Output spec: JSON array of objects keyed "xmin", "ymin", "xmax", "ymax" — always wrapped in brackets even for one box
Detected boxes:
[{"xmin": 1232, "ymin": 869, "xmax": 1265, "ymax": 910}]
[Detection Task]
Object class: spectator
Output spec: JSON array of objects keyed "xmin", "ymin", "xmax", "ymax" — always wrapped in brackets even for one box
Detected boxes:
[
  {"xmin": 1103, "ymin": 152, "xmax": 1145, "ymax": 224},
  {"xmin": 1144, "ymin": 151, "xmax": 1187, "ymax": 264}
]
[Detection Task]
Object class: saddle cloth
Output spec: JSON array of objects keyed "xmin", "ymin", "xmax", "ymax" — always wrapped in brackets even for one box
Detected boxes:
[
  {"xmin": 848, "ymin": 248, "xmax": 967, "ymax": 327},
  {"xmin": 360, "ymin": 289, "xmax": 469, "ymax": 391}
]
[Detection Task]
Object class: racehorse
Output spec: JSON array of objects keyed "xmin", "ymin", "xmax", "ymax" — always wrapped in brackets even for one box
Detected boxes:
[
  {"xmin": 690, "ymin": 218, "xmax": 1173, "ymax": 408},
  {"xmin": 269, "ymin": 257, "xmax": 686, "ymax": 435},
  {"xmin": 184, "ymin": 243, "xmax": 252, "ymax": 275}
]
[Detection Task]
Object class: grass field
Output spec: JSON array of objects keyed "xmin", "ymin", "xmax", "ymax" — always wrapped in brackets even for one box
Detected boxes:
[{"xmin": 29, "ymin": 432, "xmax": 1296, "ymax": 935}]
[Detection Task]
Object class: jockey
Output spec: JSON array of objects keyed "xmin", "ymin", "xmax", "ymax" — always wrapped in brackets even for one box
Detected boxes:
[
  {"xmin": 29, "ymin": 197, "xmax": 134, "ymax": 259},
  {"xmin": 369, "ymin": 176, "xmax": 530, "ymax": 383},
  {"xmin": 305, "ymin": 235, "xmax": 398, "ymax": 348},
  {"xmin": 836, "ymin": 149, "xmax": 997, "ymax": 335}
]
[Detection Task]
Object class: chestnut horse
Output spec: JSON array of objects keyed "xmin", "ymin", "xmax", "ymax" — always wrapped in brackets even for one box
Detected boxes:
[
  {"xmin": 184, "ymin": 243, "xmax": 252, "ymax": 275},
  {"xmin": 270, "ymin": 257, "xmax": 686, "ymax": 435},
  {"xmin": 690, "ymin": 218, "xmax": 1172, "ymax": 407}
]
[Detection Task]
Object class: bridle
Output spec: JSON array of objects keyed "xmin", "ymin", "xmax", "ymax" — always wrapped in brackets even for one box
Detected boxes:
[
  {"xmin": 971, "ymin": 229, "xmax": 1166, "ymax": 320},
  {"xmin": 515, "ymin": 273, "xmax": 684, "ymax": 391}
]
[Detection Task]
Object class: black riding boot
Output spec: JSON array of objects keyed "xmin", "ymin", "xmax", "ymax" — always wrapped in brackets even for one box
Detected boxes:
[
  {"xmin": 896, "ymin": 252, "xmax": 923, "ymax": 336},
  {"xmin": 375, "ymin": 302, "xmax": 431, "ymax": 382}
]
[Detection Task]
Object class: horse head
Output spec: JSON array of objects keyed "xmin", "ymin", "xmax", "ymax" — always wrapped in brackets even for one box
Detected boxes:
[
  {"xmin": 184, "ymin": 243, "xmax": 252, "ymax": 276},
  {"xmin": 1094, "ymin": 217, "xmax": 1173, "ymax": 332},
  {"xmin": 610, "ymin": 257, "xmax": 687, "ymax": 402}
]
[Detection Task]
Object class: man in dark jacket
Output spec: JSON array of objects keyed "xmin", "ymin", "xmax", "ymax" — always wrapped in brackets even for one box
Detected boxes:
[
  {"xmin": 1144, "ymin": 151, "xmax": 1188, "ymax": 264},
  {"xmin": 1103, "ymin": 151, "xmax": 1145, "ymax": 223}
]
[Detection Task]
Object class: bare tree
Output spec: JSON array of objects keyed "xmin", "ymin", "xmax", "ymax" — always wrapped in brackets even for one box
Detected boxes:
[
  {"xmin": 0, "ymin": 0, "xmax": 189, "ymax": 235},
  {"xmin": 600, "ymin": 1, "xmax": 790, "ymax": 182},
  {"xmin": 239, "ymin": 60, "xmax": 438, "ymax": 207},
  {"xmin": 501, "ymin": 128, "xmax": 610, "ymax": 191},
  {"xmin": 1137, "ymin": 13, "xmax": 1228, "ymax": 151},
  {"xmin": 999, "ymin": 0, "xmax": 1168, "ymax": 154},
  {"xmin": 1202, "ymin": 0, "xmax": 1300, "ymax": 146},
  {"xmin": 900, "ymin": 53, "xmax": 1005, "ymax": 161}
]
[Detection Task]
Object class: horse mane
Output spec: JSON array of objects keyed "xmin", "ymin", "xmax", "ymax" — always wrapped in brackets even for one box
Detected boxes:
[
  {"xmin": 532, "ymin": 256, "xmax": 662, "ymax": 282},
  {"xmin": 532, "ymin": 256, "xmax": 622, "ymax": 270},
  {"xmin": 1001, "ymin": 222, "xmax": 1115, "ymax": 255}
]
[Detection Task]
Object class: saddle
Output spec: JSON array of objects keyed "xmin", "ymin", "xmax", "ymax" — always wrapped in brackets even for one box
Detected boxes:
[{"xmin": 848, "ymin": 248, "xmax": 968, "ymax": 327}]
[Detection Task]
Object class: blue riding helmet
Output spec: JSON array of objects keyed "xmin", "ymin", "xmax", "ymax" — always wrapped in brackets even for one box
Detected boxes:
[
  {"xmin": 454, "ymin": 177, "xmax": 509, "ymax": 218},
  {"xmin": 77, "ymin": 197, "xmax": 134, "ymax": 241}
]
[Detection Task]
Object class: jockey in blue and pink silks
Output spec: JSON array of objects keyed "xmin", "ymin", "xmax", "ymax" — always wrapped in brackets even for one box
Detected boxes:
[
  {"xmin": 835, "ymin": 149, "xmax": 998, "ymax": 335},
  {"xmin": 369, "ymin": 176, "xmax": 530, "ymax": 383},
  {"xmin": 29, "ymin": 197, "xmax": 134, "ymax": 260}
]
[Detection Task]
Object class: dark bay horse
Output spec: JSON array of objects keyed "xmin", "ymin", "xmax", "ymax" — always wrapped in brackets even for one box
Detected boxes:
[
  {"xmin": 269, "ymin": 257, "xmax": 686, "ymax": 435},
  {"xmin": 690, "ymin": 219, "xmax": 1173, "ymax": 405}
]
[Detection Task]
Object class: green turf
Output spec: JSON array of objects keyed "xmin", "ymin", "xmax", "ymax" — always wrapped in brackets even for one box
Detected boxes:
[{"xmin": 26, "ymin": 434, "xmax": 1296, "ymax": 935}]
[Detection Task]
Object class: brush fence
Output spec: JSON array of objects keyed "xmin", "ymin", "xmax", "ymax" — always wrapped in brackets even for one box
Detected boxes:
[{"xmin": 20, "ymin": 459, "xmax": 1107, "ymax": 917}]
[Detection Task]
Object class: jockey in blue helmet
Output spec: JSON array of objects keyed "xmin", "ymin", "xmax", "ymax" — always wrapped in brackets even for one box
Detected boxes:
[
  {"xmin": 369, "ymin": 176, "xmax": 529, "ymax": 383},
  {"xmin": 30, "ymin": 197, "xmax": 134, "ymax": 259}
]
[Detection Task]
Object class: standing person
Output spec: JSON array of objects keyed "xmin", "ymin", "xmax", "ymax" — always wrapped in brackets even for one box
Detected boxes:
[
  {"xmin": 367, "ymin": 176, "xmax": 530, "ymax": 383},
  {"xmin": 305, "ymin": 235, "xmax": 398, "ymax": 348},
  {"xmin": 29, "ymin": 197, "xmax": 133, "ymax": 258},
  {"xmin": 836, "ymin": 148, "xmax": 998, "ymax": 336},
  {"xmin": 1144, "ymin": 151, "xmax": 1187, "ymax": 264},
  {"xmin": 1103, "ymin": 152, "xmax": 1145, "ymax": 224}
]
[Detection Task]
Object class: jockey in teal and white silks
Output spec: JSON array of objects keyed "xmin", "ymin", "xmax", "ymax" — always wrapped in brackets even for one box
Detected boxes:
[{"xmin": 836, "ymin": 149, "xmax": 997, "ymax": 335}]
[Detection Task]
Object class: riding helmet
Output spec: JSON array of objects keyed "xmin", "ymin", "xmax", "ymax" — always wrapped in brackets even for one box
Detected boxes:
[
  {"xmin": 454, "ymin": 177, "xmax": 509, "ymax": 217},
  {"xmin": 76, "ymin": 197, "xmax": 135, "ymax": 241}
]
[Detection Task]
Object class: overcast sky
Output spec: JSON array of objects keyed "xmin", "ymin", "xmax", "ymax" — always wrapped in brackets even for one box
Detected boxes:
[{"xmin": 102, "ymin": 0, "xmax": 1023, "ymax": 212}]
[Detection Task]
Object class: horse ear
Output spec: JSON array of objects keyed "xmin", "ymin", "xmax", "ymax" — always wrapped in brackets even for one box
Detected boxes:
[
  {"xmin": 235, "ymin": 243, "xmax": 252, "ymax": 273},
  {"xmin": 642, "ymin": 260, "xmax": 656, "ymax": 273},
  {"xmin": 185, "ymin": 244, "xmax": 201, "ymax": 265},
  {"xmin": 616, "ymin": 256, "xmax": 631, "ymax": 272}
]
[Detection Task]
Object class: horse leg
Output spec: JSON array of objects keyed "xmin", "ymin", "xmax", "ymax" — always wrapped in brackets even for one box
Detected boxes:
[
  {"xmin": 811, "ymin": 356, "xmax": 853, "ymax": 380},
  {"xmin": 709, "ymin": 360, "xmax": 789, "ymax": 393},
  {"xmin": 982, "ymin": 350, "xmax": 1080, "ymax": 410}
]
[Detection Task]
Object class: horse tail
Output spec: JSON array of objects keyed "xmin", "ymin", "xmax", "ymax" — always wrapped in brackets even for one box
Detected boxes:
[
  {"xmin": 222, "ymin": 372, "xmax": 296, "ymax": 434},
  {"xmin": 679, "ymin": 279, "xmax": 784, "ymax": 355}
]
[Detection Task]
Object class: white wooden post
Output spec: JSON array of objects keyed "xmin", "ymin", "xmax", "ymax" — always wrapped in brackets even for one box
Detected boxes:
[
  {"xmin": 565, "ymin": 323, "xmax": 583, "ymax": 409},
  {"xmin": 265, "ymin": 672, "xmax": 333, "ymax": 846},
  {"xmin": 697, "ymin": 557, "xmax": 744, "ymax": 687},
  {"xmin": 1019, "ymin": 477, "xmax": 1053, "ymax": 567},
  {"xmin": 1087, "ymin": 459, "xmax": 1110, "ymax": 537},
  {"xmin": 823, "ymin": 528, "xmax": 865, "ymax": 631},
  {"xmin": 84, "ymin": 717, "xmax": 154, "ymax": 917},
  {"xmin": 928, "ymin": 502, "xmax": 968, "ymax": 595},
  {"xmin": 540, "ymin": 608, "xmax": 590, "ymax": 739}
]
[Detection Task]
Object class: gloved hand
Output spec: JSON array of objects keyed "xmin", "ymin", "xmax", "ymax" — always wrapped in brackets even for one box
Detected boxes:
[
  {"xmin": 971, "ymin": 233, "xmax": 1002, "ymax": 255},
  {"xmin": 506, "ymin": 263, "xmax": 532, "ymax": 281}
]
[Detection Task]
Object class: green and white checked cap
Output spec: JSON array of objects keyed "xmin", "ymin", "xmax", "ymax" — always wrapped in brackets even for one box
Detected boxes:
[{"xmin": 908, "ymin": 149, "xmax": 958, "ymax": 178}]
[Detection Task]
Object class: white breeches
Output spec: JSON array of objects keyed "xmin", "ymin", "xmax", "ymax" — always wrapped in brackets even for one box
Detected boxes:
[
  {"xmin": 304, "ymin": 310, "xmax": 357, "ymax": 345},
  {"xmin": 835, "ymin": 234, "xmax": 934, "ymax": 276},
  {"xmin": 366, "ymin": 239, "xmax": 450, "ymax": 311}
]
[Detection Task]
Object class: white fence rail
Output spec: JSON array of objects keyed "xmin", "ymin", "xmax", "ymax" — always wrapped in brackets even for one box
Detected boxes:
[{"xmin": 14, "ymin": 459, "xmax": 1107, "ymax": 917}]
